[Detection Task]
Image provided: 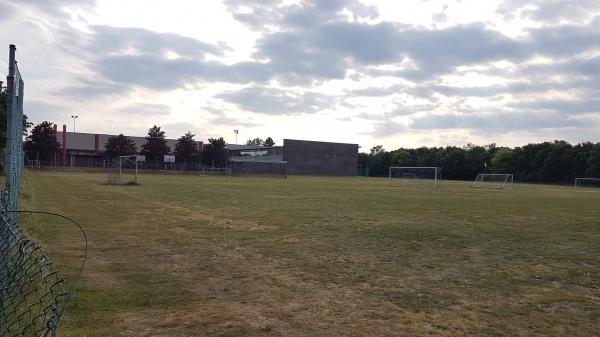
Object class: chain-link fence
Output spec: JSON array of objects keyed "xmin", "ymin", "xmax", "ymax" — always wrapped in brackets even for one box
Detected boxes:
[
  {"xmin": 1, "ymin": 44, "xmax": 71, "ymax": 337},
  {"xmin": 4, "ymin": 45, "xmax": 24, "ymax": 224}
]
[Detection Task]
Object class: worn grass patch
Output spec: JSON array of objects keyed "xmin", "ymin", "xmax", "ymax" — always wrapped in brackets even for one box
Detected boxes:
[{"xmin": 20, "ymin": 171, "xmax": 600, "ymax": 336}]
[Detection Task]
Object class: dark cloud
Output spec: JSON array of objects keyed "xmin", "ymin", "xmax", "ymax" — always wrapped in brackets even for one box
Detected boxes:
[
  {"xmin": 216, "ymin": 87, "xmax": 336, "ymax": 115},
  {"xmin": 92, "ymin": 25, "xmax": 225, "ymax": 59},
  {"xmin": 118, "ymin": 103, "xmax": 171, "ymax": 116}
]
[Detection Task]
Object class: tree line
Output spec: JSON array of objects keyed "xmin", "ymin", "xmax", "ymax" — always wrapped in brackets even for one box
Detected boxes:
[{"xmin": 361, "ymin": 141, "xmax": 600, "ymax": 184}]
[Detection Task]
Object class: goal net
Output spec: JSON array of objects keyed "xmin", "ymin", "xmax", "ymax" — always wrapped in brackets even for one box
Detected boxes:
[
  {"xmin": 574, "ymin": 177, "xmax": 600, "ymax": 189},
  {"xmin": 388, "ymin": 166, "xmax": 440, "ymax": 189},
  {"xmin": 199, "ymin": 167, "xmax": 232, "ymax": 176},
  {"xmin": 472, "ymin": 173, "xmax": 513, "ymax": 189},
  {"xmin": 107, "ymin": 156, "xmax": 139, "ymax": 185}
]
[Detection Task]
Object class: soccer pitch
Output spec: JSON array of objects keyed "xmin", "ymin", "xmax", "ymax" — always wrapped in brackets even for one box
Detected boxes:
[{"xmin": 21, "ymin": 171, "xmax": 600, "ymax": 336}]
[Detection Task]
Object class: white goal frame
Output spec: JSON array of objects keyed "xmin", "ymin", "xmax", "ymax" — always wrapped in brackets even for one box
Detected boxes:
[
  {"xmin": 574, "ymin": 177, "xmax": 600, "ymax": 188},
  {"xmin": 388, "ymin": 166, "xmax": 440, "ymax": 189},
  {"xmin": 472, "ymin": 173, "xmax": 513, "ymax": 189},
  {"xmin": 107, "ymin": 155, "xmax": 139, "ymax": 185}
]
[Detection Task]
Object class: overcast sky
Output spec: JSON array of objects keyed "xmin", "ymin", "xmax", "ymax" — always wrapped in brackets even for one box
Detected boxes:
[{"xmin": 1, "ymin": 0, "xmax": 599, "ymax": 150}]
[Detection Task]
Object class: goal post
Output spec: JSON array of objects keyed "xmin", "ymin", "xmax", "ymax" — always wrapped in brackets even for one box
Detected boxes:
[
  {"xmin": 107, "ymin": 155, "xmax": 140, "ymax": 185},
  {"xmin": 574, "ymin": 177, "xmax": 600, "ymax": 189},
  {"xmin": 472, "ymin": 173, "xmax": 513, "ymax": 189},
  {"xmin": 388, "ymin": 166, "xmax": 440, "ymax": 189}
]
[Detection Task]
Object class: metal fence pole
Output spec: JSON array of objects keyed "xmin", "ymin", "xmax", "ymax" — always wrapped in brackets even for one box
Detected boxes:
[{"xmin": 5, "ymin": 45, "xmax": 17, "ymax": 222}]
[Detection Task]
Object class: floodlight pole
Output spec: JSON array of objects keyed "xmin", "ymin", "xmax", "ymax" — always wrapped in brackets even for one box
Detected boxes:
[
  {"xmin": 234, "ymin": 129, "xmax": 239, "ymax": 144},
  {"xmin": 71, "ymin": 115, "xmax": 78, "ymax": 132}
]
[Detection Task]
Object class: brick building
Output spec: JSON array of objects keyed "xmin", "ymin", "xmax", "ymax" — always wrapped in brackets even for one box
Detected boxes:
[
  {"xmin": 49, "ymin": 124, "xmax": 197, "ymax": 167},
  {"xmin": 227, "ymin": 139, "xmax": 358, "ymax": 176}
]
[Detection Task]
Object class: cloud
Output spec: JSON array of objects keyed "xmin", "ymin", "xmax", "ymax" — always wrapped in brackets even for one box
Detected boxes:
[
  {"xmin": 203, "ymin": 107, "xmax": 260, "ymax": 128},
  {"xmin": 92, "ymin": 25, "xmax": 225, "ymax": 59},
  {"xmin": 410, "ymin": 112, "xmax": 587, "ymax": 130},
  {"xmin": 161, "ymin": 122, "xmax": 197, "ymax": 138},
  {"xmin": 370, "ymin": 120, "xmax": 406, "ymax": 137},
  {"xmin": 224, "ymin": 0, "xmax": 379, "ymax": 31},
  {"xmin": 349, "ymin": 84, "xmax": 406, "ymax": 97},
  {"xmin": 44, "ymin": 2, "xmax": 600, "ymax": 96},
  {"xmin": 216, "ymin": 87, "xmax": 336, "ymax": 115},
  {"xmin": 497, "ymin": 0, "xmax": 600, "ymax": 23},
  {"xmin": 54, "ymin": 78, "xmax": 132, "ymax": 99},
  {"xmin": 511, "ymin": 99, "xmax": 600, "ymax": 115},
  {"xmin": 118, "ymin": 103, "xmax": 171, "ymax": 116},
  {"xmin": 0, "ymin": 2, "xmax": 14, "ymax": 21}
]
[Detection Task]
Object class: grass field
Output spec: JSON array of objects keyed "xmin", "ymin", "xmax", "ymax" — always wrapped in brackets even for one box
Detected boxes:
[{"xmin": 20, "ymin": 171, "xmax": 600, "ymax": 336}]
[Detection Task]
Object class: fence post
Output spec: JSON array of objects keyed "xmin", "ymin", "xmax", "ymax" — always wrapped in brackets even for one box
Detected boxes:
[{"xmin": 5, "ymin": 45, "xmax": 17, "ymax": 222}]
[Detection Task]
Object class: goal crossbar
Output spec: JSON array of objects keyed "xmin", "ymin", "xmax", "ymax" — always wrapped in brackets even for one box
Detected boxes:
[
  {"xmin": 574, "ymin": 177, "xmax": 600, "ymax": 188},
  {"xmin": 472, "ymin": 173, "xmax": 513, "ymax": 189},
  {"xmin": 388, "ymin": 166, "xmax": 440, "ymax": 189}
]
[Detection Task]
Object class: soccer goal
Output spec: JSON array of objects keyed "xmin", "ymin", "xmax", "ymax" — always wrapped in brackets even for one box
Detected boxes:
[
  {"xmin": 472, "ymin": 173, "xmax": 513, "ymax": 189},
  {"xmin": 388, "ymin": 166, "xmax": 441, "ymax": 189},
  {"xmin": 574, "ymin": 177, "xmax": 600, "ymax": 189},
  {"xmin": 199, "ymin": 167, "xmax": 232, "ymax": 176},
  {"xmin": 107, "ymin": 155, "xmax": 139, "ymax": 185}
]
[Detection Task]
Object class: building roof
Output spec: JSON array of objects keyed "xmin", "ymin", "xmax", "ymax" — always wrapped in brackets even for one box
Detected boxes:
[{"xmin": 229, "ymin": 158, "xmax": 287, "ymax": 164}]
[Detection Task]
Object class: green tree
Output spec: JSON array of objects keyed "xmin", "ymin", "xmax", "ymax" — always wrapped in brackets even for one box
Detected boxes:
[
  {"xmin": 174, "ymin": 132, "xmax": 199, "ymax": 162},
  {"xmin": 24, "ymin": 121, "xmax": 61, "ymax": 161},
  {"xmin": 464, "ymin": 144, "xmax": 490, "ymax": 177},
  {"xmin": 202, "ymin": 137, "xmax": 228, "ymax": 167},
  {"xmin": 585, "ymin": 143, "xmax": 600, "ymax": 177},
  {"xmin": 246, "ymin": 137, "xmax": 264, "ymax": 145},
  {"xmin": 264, "ymin": 137, "xmax": 275, "ymax": 147},
  {"xmin": 105, "ymin": 134, "xmax": 137, "ymax": 158},
  {"xmin": 443, "ymin": 146, "xmax": 467, "ymax": 180},
  {"xmin": 390, "ymin": 149, "xmax": 411, "ymax": 166},
  {"xmin": 370, "ymin": 145, "xmax": 384, "ymax": 155},
  {"xmin": 490, "ymin": 147, "xmax": 514, "ymax": 173},
  {"xmin": 141, "ymin": 125, "xmax": 170, "ymax": 161}
]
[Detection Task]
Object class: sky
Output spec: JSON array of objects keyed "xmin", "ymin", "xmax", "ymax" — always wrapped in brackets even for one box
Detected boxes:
[{"xmin": 1, "ymin": 0, "xmax": 599, "ymax": 151}]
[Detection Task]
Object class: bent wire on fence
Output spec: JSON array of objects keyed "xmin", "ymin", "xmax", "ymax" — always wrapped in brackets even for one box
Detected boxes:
[
  {"xmin": 3, "ymin": 210, "xmax": 89, "ymax": 278},
  {"xmin": 0, "ymin": 193, "xmax": 71, "ymax": 337}
]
